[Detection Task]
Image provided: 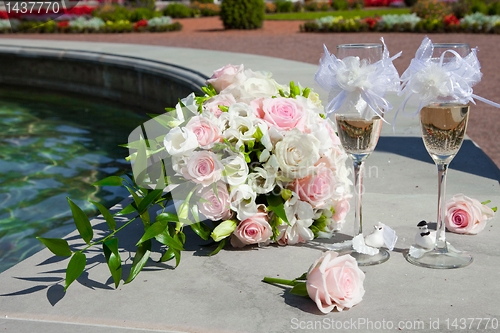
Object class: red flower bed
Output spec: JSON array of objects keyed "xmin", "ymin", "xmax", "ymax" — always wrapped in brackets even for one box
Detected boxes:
[
  {"xmin": 443, "ymin": 13, "xmax": 460, "ymax": 26},
  {"xmin": 362, "ymin": 16, "xmax": 381, "ymax": 29},
  {"xmin": 133, "ymin": 19, "xmax": 148, "ymax": 31},
  {"xmin": 57, "ymin": 20, "xmax": 70, "ymax": 28},
  {"xmin": 365, "ymin": 0, "xmax": 396, "ymax": 6}
]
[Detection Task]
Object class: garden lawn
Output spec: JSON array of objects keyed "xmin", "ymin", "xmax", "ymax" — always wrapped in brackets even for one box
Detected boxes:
[{"xmin": 265, "ymin": 8, "xmax": 411, "ymax": 20}]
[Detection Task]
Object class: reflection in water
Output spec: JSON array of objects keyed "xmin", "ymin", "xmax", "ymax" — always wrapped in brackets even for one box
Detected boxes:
[{"xmin": 0, "ymin": 89, "xmax": 146, "ymax": 273}]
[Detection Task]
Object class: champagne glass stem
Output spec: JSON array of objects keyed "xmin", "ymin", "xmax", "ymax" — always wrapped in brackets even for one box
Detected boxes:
[
  {"xmin": 435, "ymin": 163, "xmax": 448, "ymax": 250},
  {"xmin": 353, "ymin": 161, "xmax": 364, "ymax": 237}
]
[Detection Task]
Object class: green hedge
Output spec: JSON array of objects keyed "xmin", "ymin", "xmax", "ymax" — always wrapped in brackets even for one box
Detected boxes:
[{"xmin": 220, "ymin": 0, "xmax": 265, "ymax": 29}]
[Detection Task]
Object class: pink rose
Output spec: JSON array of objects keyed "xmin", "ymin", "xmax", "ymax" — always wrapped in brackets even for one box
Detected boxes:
[
  {"xmin": 230, "ymin": 210, "xmax": 272, "ymax": 248},
  {"xmin": 292, "ymin": 166, "xmax": 339, "ymax": 209},
  {"xmin": 185, "ymin": 116, "xmax": 222, "ymax": 147},
  {"xmin": 252, "ymin": 97, "xmax": 306, "ymax": 132},
  {"xmin": 181, "ymin": 151, "xmax": 223, "ymax": 187},
  {"xmin": 445, "ymin": 194, "xmax": 494, "ymax": 235},
  {"xmin": 206, "ymin": 64, "xmax": 244, "ymax": 93},
  {"xmin": 203, "ymin": 94, "xmax": 237, "ymax": 118},
  {"xmin": 197, "ymin": 182, "xmax": 232, "ymax": 221},
  {"xmin": 333, "ymin": 200, "xmax": 350, "ymax": 223},
  {"xmin": 306, "ymin": 251, "xmax": 365, "ymax": 313}
]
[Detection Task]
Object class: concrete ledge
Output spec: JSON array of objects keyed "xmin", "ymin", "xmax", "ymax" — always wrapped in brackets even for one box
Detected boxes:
[
  {"xmin": 0, "ymin": 40, "xmax": 499, "ymax": 333},
  {"xmin": 0, "ymin": 44, "xmax": 208, "ymax": 113}
]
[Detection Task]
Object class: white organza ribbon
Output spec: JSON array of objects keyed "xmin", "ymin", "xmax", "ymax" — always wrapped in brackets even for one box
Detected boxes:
[
  {"xmin": 315, "ymin": 37, "xmax": 402, "ymax": 122},
  {"xmin": 397, "ymin": 36, "xmax": 500, "ymax": 119}
]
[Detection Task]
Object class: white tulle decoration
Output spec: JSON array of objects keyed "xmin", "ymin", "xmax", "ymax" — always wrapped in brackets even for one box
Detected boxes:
[
  {"xmin": 397, "ymin": 36, "xmax": 500, "ymax": 119},
  {"xmin": 315, "ymin": 37, "xmax": 402, "ymax": 122}
]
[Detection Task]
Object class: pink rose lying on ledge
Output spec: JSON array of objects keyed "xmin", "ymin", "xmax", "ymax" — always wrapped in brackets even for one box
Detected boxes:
[
  {"xmin": 263, "ymin": 251, "xmax": 365, "ymax": 313},
  {"xmin": 445, "ymin": 194, "xmax": 496, "ymax": 235}
]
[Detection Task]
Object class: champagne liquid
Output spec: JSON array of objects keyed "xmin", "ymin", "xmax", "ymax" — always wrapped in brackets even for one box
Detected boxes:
[
  {"xmin": 335, "ymin": 115, "xmax": 383, "ymax": 162},
  {"xmin": 420, "ymin": 103, "xmax": 469, "ymax": 164}
]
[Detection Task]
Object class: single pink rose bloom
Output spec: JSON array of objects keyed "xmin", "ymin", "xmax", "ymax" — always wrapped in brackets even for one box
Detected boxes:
[
  {"xmin": 292, "ymin": 166, "xmax": 339, "ymax": 209},
  {"xmin": 206, "ymin": 64, "xmax": 244, "ymax": 93},
  {"xmin": 333, "ymin": 200, "xmax": 350, "ymax": 223},
  {"xmin": 203, "ymin": 94, "xmax": 237, "ymax": 118},
  {"xmin": 230, "ymin": 211, "xmax": 272, "ymax": 248},
  {"xmin": 197, "ymin": 182, "xmax": 232, "ymax": 221},
  {"xmin": 445, "ymin": 194, "xmax": 493, "ymax": 235},
  {"xmin": 181, "ymin": 151, "xmax": 223, "ymax": 187},
  {"xmin": 306, "ymin": 251, "xmax": 365, "ymax": 313},
  {"xmin": 185, "ymin": 116, "xmax": 222, "ymax": 148},
  {"xmin": 254, "ymin": 97, "xmax": 306, "ymax": 132}
]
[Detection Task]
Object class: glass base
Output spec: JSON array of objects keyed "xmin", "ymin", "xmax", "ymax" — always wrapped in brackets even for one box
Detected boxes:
[
  {"xmin": 350, "ymin": 249, "xmax": 390, "ymax": 266},
  {"xmin": 405, "ymin": 244, "xmax": 473, "ymax": 269}
]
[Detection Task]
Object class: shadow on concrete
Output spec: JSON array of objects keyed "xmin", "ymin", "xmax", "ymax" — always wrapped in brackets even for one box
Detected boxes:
[{"xmin": 377, "ymin": 137, "xmax": 500, "ymax": 183}]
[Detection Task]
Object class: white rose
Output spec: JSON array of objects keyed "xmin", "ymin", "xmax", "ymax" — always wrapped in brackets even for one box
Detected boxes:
[
  {"xmin": 274, "ymin": 130, "xmax": 320, "ymax": 180},
  {"xmin": 164, "ymin": 127, "xmax": 198, "ymax": 156},
  {"xmin": 242, "ymin": 77, "xmax": 279, "ymax": 99}
]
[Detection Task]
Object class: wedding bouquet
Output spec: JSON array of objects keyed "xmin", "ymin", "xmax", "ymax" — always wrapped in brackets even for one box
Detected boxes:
[{"xmin": 37, "ymin": 64, "xmax": 352, "ymax": 290}]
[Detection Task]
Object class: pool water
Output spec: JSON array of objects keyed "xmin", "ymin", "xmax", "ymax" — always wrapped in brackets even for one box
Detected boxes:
[{"xmin": 0, "ymin": 88, "xmax": 147, "ymax": 273}]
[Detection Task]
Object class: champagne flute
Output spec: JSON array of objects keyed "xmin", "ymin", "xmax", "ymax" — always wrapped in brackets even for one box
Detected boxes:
[
  {"xmin": 334, "ymin": 43, "xmax": 389, "ymax": 266},
  {"xmin": 405, "ymin": 43, "xmax": 473, "ymax": 269}
]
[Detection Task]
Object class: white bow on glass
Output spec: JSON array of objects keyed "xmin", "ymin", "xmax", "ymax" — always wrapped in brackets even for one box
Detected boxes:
[
  {"xmin": 315, "ymin": 37, "xmax": 402, "ymax": 122},
  {"xmin": 397, "ymin": 36, "xmax": 500, "ymax": 118}
]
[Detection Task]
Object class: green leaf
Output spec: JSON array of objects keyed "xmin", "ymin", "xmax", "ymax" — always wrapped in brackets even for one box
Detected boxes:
[
  {"xmin": 159, "ymin": 247, "xmax": 176, "ymax": 263},
  {"xmin": 89, "ymin": 201, "xmax": 116, "ymax": 231},
  {"xmin": 173, "ymin": 248, "xmax": 181, "ymax": 267},
  {"xmin": 493, "ymin": 207, "xmax": 498, "ymax": 212},
  {"xmin": 119, "ymin": 139, "xmax": 157, "ymax": 150},
  {"xmin": 137, "ymin": 189, "xmax": 163, "ymax": 215},
  {"xmin": 65, "ymin": 252, "xmax": 86, "ymax": 291},
  {"xmin": 190, "ymin": 222, "xmax": 212, "ymax": 241},
  {"xmin": 36, "ymin": 237, "xmax": 72, "ymax": 257},
  {"xmin": 103, "ymin": 238, "xmax": 122, "ymax": 289},
  {"xmin": 209, "ymin": 238, "xmax": 226, "ymax": 256},
  {"xmin": 177, "ymin": 188, "xmax": 196, "ymax": 220},
  {"xmin": 124, "ymin": 240, "xmax": 151, "ymax": 284},
  {"xmin": 289, "ymin": 282, "xmax": 308, "ymax": 297},
  {"xmin": 67, "ymin": 197, "xmax": 93, "ymax": 244},
  {"xmin": 126, "ymin": 186, "xmax": 150, "ymax": 226},
  {"xmin": 294, "ymin": 272, "xmax": 308, "ymax": 281},
  {"xmin": 132, "ymin": 136, "xmax": 148, "ymax": 186},
  {"xmin": 156, "ymin": 212, "xmax": 180, "ymax": 223},
  {"xmin": 93, "ymin": 176, "xmax": 124, "ymax": 187},
  {"xmin": 481, "ymin": 200, "xmax": 491, "ymax": 205},
  {"xmin": 136, "ymin": 221, "xmax": 168, "ymax": 246},
  {"xmin": 154, "ymin": 226, "xmax": 185, "ymax": 251},
  {"xmin": 114, "ymin": 203, "xmax": 137, "ymax": 216},
  {"xmin": 266, "ymin": 194, "xmax": 289, "ymax": 226}
]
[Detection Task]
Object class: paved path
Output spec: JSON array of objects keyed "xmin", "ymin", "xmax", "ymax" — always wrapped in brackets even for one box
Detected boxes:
[{"xmin": 2, "ymin": 17, "xmax": 500, "ymax": 168}]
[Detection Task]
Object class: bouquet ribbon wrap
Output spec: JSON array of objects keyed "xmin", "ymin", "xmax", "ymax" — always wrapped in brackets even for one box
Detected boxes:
[{"xmin": 315, "ymin": 37, "xmax": 401, "ymax": 122}]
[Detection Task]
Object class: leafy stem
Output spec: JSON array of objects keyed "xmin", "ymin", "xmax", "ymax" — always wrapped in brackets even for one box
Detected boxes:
[{"xmin": 80, "ymin": 215, "xmax": 140, "ymax": 252}]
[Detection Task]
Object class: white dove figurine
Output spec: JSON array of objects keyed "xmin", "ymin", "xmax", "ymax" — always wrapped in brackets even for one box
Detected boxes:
[
  {"xmin": 414, "ymin": 220, "xmax": 436, "ymax": 250},
  {"xmin": 364, "ymin": 223, "xmax": 385, "ymax": 248}
]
